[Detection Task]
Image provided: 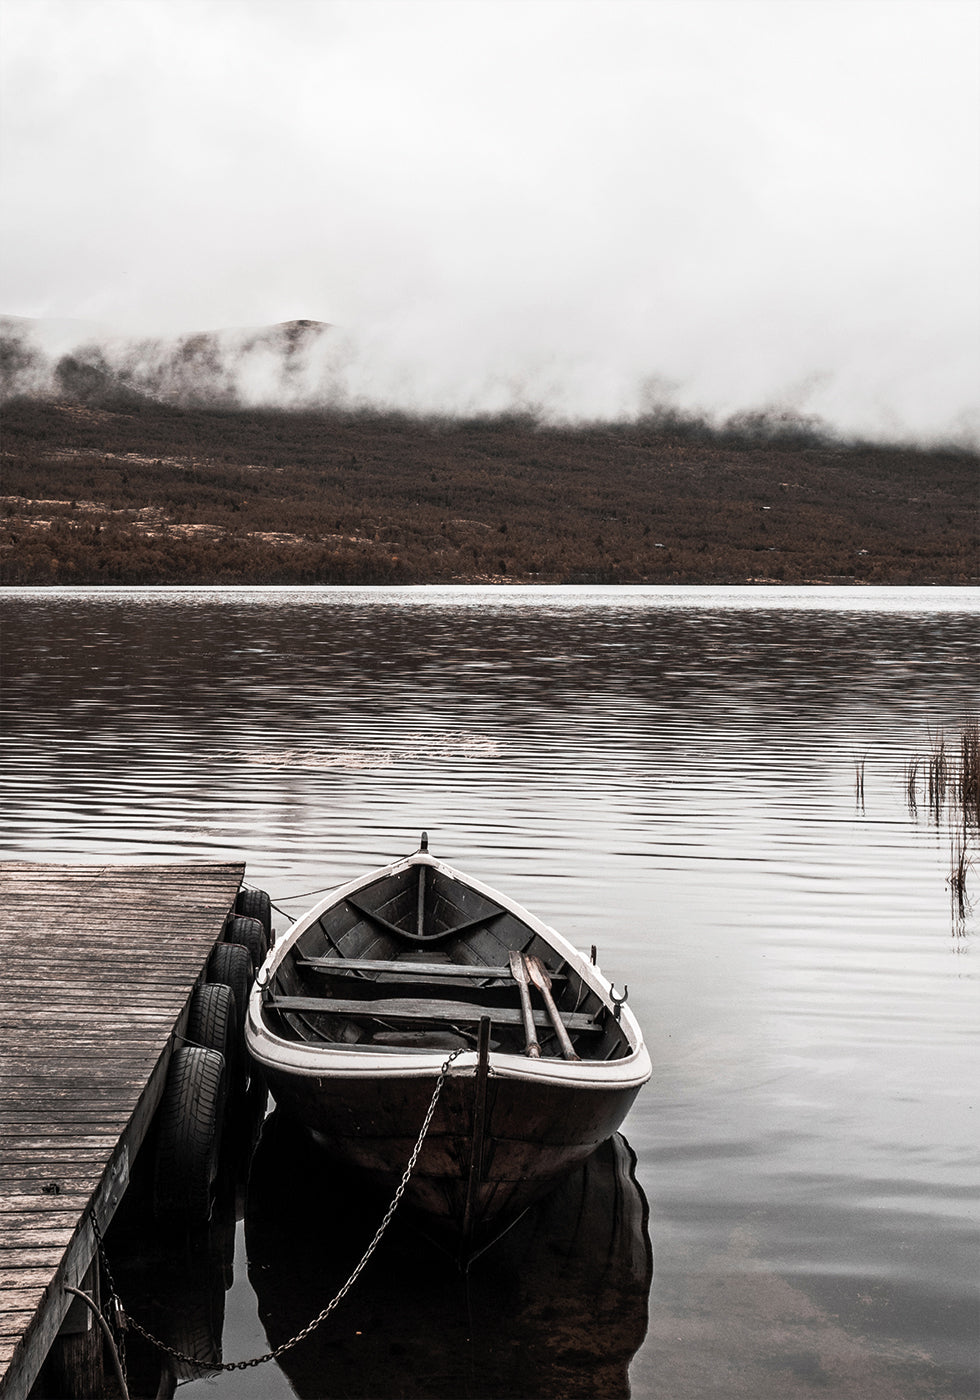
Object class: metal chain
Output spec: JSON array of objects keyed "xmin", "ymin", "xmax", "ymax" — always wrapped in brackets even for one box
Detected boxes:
[
  {"xmin": 97, "ymin": 1047, "xmax": 463, "ymax": 1374},
  {"xmin": 89, "ymin": 1214, "xmax": 127, "ymax": 1385}
]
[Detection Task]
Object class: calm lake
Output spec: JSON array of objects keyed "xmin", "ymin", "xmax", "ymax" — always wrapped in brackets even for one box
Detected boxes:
[{"xmin": 1, "ymin": 585, "xmax": 977, "ymax": 1400}]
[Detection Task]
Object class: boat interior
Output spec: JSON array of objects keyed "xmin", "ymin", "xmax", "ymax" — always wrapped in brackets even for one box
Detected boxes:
[{"xmin": 262, "ymin": 862, "xmax": 633, "ymax": 1062}]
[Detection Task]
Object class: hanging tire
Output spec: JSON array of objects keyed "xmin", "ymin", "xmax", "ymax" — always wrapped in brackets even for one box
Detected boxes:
[
  {"xmin": 187, "ymin": 982, "xmax": 239, "ymax": 1080},
  {"xmin": 235, "ymin": 887, "xmax": 272, "ymax": 946},
  {"xmin": 206, "ymin": 941, "xmax": 253, "ymax": 1036},
  {"xmin": 153, "ymin": 1046, "xmax": 227, "ymax": 1221},
  {"xmin": 224, "ymin": 914, "xmax": 266, "ymax": 971}
]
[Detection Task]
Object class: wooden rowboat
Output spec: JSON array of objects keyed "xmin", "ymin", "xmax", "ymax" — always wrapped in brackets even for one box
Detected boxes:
[{"xmin": 245, "ymin": 836, "xmax": 651, "ymax": 1253}]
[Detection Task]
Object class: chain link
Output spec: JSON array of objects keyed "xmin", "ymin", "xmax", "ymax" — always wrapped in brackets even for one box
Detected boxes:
[
  {"xmin": 90, "ymin": 1214, "xmax": 128, "ymax": 1386},
  {"xmin": 96, "ymin": 1047, "xmax": 463, "ymax": 1373}
]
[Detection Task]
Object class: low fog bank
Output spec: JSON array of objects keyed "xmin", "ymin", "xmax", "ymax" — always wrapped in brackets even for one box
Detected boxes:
[{"xmin": 1, "ymin": 313, "xmax": 976, "ymax": 452}]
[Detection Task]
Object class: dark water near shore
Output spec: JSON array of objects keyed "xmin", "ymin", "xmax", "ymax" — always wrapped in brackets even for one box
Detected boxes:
[{"xmin": 2, "ymin": 585, "xmax": 978, "ymax": 1399}]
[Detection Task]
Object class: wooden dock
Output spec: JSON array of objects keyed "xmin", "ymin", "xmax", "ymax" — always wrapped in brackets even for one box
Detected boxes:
[{"xmin": 0, "ymin": 860, "xmax": 246, "ymax": 1399}]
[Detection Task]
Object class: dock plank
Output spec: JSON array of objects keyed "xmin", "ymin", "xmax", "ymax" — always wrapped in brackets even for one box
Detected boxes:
[{"xmin": 0, "ymin": 859, "xmax": 244, "ymax": 1398}]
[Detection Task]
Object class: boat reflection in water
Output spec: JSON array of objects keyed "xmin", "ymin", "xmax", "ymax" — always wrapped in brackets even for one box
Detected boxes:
[{"xmin": 245, "ymin": 1110, "xmax": 652, "ymax": 1399}]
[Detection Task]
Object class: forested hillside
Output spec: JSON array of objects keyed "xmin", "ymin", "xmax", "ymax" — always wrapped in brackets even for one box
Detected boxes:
[{"xmin": 1, "ymin": 397, "xmax": 976, "ymax": 585}]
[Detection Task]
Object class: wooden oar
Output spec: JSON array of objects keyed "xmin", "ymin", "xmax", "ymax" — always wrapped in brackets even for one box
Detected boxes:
[
  {"xmin": 526, "ymin": 955, "xmax": 580, "ymax": 1061},
  {"xmin": 508, "ymin": 951, "xmax": 541, "ymax": 1058}
]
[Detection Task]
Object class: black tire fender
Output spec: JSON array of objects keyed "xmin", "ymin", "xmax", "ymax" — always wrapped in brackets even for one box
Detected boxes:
[
  {"xmin": 206, "ymin": 941, "xmax": 253, "ymax": 1036},
  {"xmin": 224, "ymin": 914, "xmax": 266, "ymax": 971},
  {"xmin": 235, "ymin": 887, "xmax": 272, "ymax": 946},
  {"xmin": 153, "ymin": 1046, "xmax": 227, "ymax": 1221},
  {"xmin": 186, "ymin": 981, "xmax": 238, "ymax": 1078}
]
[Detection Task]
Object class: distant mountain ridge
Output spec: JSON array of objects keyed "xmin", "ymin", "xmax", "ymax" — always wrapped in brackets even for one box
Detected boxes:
[{"xmin": 0, "ymin": 315, "xmax": 334, "ymax": 408}]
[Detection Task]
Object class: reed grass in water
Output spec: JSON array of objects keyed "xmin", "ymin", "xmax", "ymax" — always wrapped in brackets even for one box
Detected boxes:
[
  {"xmin": 949, "ymin": 830, "xmax": 971, "ymax": 919},
  {"xmin": 904, "ymin": 720, "xmax": 979, "ymax": 918},
  {"xmin": 854, "ymin": 756, "xmax": 866, "ymax": 812},
  {"xmin": 958, "ymin": 721, "xmax": 980, "ymax": 827},
  {"xmin": 905, "ymin": 723, "xmax": 979, "ymax": 827},
  {"xmin": 927, "ymin": 733, "xmax": 948, "ymax": 822}
]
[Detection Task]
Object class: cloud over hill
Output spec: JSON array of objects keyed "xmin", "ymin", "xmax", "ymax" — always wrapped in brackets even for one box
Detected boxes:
[
  {"xmin": 0, "ymin": 315, "xmax": 337, "ymax": 410},
  {"xmin": 2, "ymin": 312, "xmax": 977, "ymax": 451}
]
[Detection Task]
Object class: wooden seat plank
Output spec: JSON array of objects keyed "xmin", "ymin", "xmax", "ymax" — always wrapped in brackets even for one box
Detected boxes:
[
  {"xmin": 267, "ymin": 993, "xmax": 600, "ymax": 1031},
  {"xmin": 299, "ymin": 956, "xmax": 519, "ymax": 979}
]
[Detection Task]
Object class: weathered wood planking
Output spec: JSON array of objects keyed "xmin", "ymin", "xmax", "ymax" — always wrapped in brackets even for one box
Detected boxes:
[{"xmin": 0, "ymin": 860, "xmax": 245, "ymax": 1399}]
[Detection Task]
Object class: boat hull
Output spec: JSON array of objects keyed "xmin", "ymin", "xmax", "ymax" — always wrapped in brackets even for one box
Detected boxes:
[{"xmin": 259, "ymin": 1055, "xmax": 643, "ymax": 1238}]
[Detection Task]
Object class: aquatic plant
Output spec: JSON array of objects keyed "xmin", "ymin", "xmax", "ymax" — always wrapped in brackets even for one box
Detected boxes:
[
  {"xmin": 958, "ymin": 721, "xmax": 980, "ymax": 827},
  {"xmin": 854, "ymin": 756, "xmax": 866, "ymax": 811},
  {"xmin": 909, "ymin": 724, "xmax": 980, "ymax": 828},
  {"xmin": 905, "ymin": 755, "xmax": 920, "ymax": 815},
  {"xmin": 906, "ymin": 720, "xmax": 980, "ymax": 917},
  {"xmin": 927, "ymin": 731, "xmax": 949, "ymax": 822},
  {"xmin": 948, "ymin": 828, "xmax": 972, "ymax": 920}
]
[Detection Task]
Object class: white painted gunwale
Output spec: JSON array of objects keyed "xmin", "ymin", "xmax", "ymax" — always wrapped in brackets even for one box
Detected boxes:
[{"xmin": 245, "ymin": 852, "xmax": 652, "ymax": 1090}]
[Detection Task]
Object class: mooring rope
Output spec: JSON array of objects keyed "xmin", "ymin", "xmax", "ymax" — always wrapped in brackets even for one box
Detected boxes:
[
  {"xmin": 271, "ymin": 880, "xmax": 345, "ymax": 905},
  {"xmin": 91, "ymin": 1047, "xmax": 463, "ymax": 1375},
  {"xmin": 63, "ymin": 1286, "xmax": 130, "ymax": 1400}
]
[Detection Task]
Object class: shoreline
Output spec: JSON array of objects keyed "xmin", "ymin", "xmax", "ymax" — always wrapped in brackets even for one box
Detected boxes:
[{"xmin": 3, "ymin": 397, "xmax": 976, "ymax": 587}]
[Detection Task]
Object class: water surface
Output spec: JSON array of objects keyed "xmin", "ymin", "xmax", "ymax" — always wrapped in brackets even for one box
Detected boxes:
[{"xmin": 2, "ymin": 585, "xmax": 977, "ymax": 1399}]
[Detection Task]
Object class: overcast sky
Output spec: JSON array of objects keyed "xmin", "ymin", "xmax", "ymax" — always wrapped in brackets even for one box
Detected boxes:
[{"xmin": 1, "ymin": 0, "xmax": 978, "ymax": 439}]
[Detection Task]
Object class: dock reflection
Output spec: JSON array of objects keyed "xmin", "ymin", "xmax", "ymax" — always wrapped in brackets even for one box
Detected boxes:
[
  {"xmin": 245, "ymin": 1111, "xmax": 652, "ymax": 1399},
  {"xmin": 101, "ymin": 1081, "xmax": 265, "ymax": 1399}
]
